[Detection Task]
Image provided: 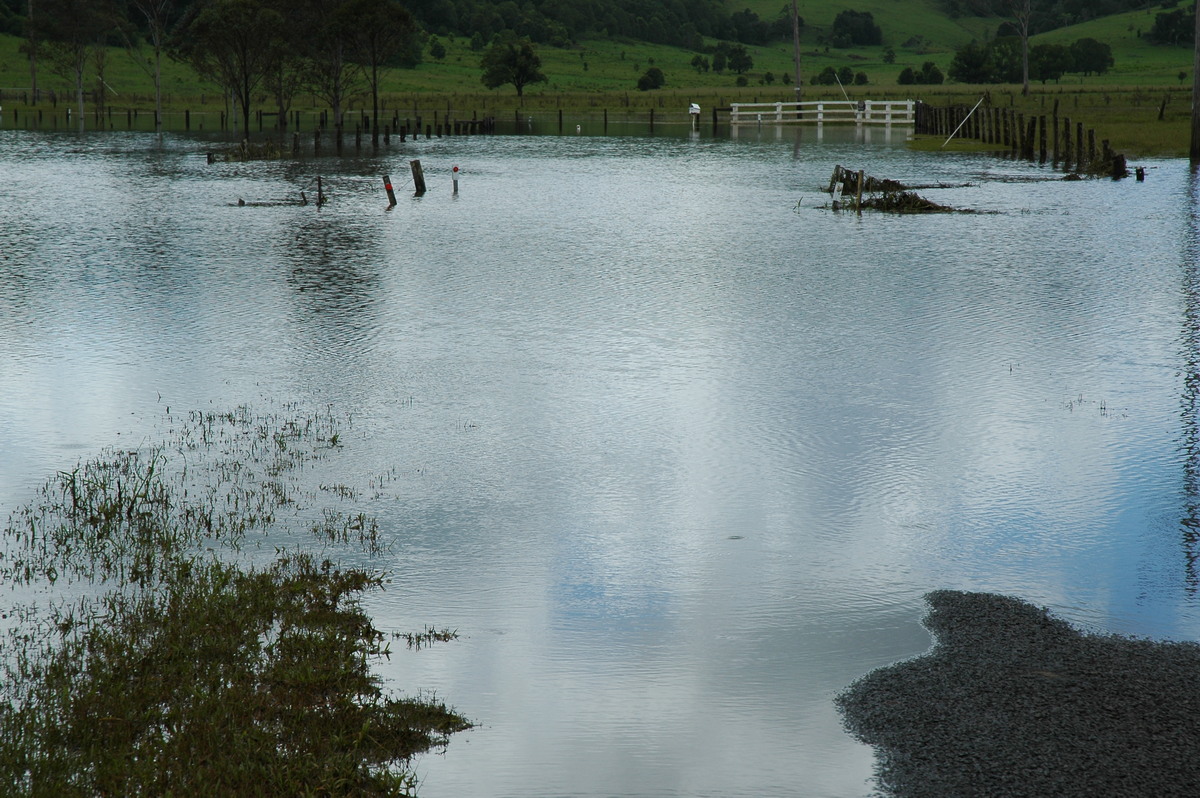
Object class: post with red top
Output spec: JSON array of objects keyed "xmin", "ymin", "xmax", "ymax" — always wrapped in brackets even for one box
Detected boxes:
[
  {"xmin": 452, "ymin": 165, "xmax": 459, "ymax": 195},
  {"xmin": 383, "ymin": 174, "xmax": 397, "ymax": 207}
]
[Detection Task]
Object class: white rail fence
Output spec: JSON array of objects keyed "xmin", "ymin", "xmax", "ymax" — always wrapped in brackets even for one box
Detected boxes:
[{"xmin": 729, "ymin": 100, "xmax": 915, "ymax": 127}]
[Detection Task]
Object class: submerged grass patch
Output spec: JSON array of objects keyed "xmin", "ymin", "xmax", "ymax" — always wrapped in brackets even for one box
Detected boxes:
[{"xmin": 0, "ymin": 404, "xmax": 470, "ymax": 795}]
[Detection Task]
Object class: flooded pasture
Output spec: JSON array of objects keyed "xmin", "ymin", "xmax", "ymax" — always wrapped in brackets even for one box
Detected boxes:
[{"xmin": 1, "ymin": 125, "xmax": 1198, "ymax": 796}]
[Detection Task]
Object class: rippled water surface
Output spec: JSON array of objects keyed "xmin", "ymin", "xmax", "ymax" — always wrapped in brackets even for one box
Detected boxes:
[{"xmin": 2, "ymin": 127, "xmax": 1199, "ymax": 797}]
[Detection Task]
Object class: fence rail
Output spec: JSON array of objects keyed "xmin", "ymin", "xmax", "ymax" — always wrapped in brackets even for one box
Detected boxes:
[{"xmin": 729, "ymin": 100, "xmax": 915, "ymax": 127}]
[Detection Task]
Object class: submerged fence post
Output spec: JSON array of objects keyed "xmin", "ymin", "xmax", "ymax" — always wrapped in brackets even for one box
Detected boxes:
[
  {"xmin": 410, "ymin": 159, "xmax": 427, "ymax": 195},
  {"xmin": 452, "ymin": 165, "xmax": 459, "ymax": 195},
  {"xmin": 383, "ymin": 174, "xmax": 397, "ymax": 206}
]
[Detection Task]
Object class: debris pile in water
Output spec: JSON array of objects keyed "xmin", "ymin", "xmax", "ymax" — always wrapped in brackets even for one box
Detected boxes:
[{"xmin": 826, "ymin": 164, "xmax": 963, "ymax": 214}]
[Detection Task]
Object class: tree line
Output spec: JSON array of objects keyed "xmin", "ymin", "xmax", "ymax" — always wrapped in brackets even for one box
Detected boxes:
[
  {"xmin": 949, "ymin": 36, "xmax": 1114, "ymax": 84},
  {"xmin": 942, "ymin": 0, "xmax": 1151, "ymax": 34},
  {"xmin": 15, "ymin": 0, "xmax": 422, "ymax": 134},
  {"xmin": 8, "ymin": 0, "xmax": 810, "ymax": 130},
  {"xmin": 398, "ymin": 0, "xmax": 797, "ymax": 50}
]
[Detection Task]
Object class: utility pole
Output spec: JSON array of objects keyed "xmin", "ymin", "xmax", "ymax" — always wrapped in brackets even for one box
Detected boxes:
[
  {"xmin": 27, "ymin": 0, "xmax": 38, "ymax": 102},
  {"xmin": 791, "ymin": 0, "xmax": 802, "ymax": 102},
  {"xmin": 1192, "ymin": 0, "xmax": 1200, "ymax": 162}
]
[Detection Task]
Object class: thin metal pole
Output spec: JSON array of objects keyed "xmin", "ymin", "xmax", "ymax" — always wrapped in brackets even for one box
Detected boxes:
[{"xmin": 942, "ymin": 97, "xmax": 985, "ymax": 148}]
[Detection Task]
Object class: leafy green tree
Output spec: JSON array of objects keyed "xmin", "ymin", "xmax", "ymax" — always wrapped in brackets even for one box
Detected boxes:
[
  {"xmin": 1069, "ymin": 37, "xmax": 1113, "ymax": 76},
  {"xmin": 1147, "ymin": 7, "xmax": 1194, "ymax": 46},
  {"xmin": 429, "ymin": 35, "xmax": 445, "ymax": 58},
  {"xmin": 480, "ymin": 35, "xmax": 546, "ymax": 96},
  {"xmin": 897, "ymin": 65, "xmax": 915, "ymax": 85},
  {"xmin": 830, "ymin": 9, "xmax": 881, "ymax": 47},
  {"xmin": 1030, "ymin": 42, "xmax": 1071, "ymax": 83},
  {"xmin": 854, "ymin": 71, "xmax": 868, "ymax": 85},
  {"xmin": 949, "ymin": 40, "xmax": 990, "ymax": 83},
  {"xmin": 690, "ymin": 53, "xmax": 709, "ymax": 72},
  {"xmin": 636, "ymin": 66, "xmax": 664, "ymax": 90},
  {"xmin": 727, "ymin": 43, "xmax": 753, "ymax": 73},
  {"xmin": 812, "ymin": 65, "xmax": 836, "ymax": 85}
]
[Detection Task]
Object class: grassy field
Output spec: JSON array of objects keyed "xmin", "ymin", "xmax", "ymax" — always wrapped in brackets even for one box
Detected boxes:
[{"xmin": 0, "ymin": 7, "xmax": 1196, "ymax": 158}]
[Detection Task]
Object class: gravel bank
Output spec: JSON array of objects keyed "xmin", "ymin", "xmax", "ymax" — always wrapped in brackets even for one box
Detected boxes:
[{"xmin": 836, "ymin": 590, "xmax": 1200, "ymax": 797}]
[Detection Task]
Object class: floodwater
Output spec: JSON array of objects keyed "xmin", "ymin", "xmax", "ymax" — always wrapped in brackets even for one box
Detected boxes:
[{"xmin": 1, "ymin": 124, "xmax": 1199, "ymax": 797}]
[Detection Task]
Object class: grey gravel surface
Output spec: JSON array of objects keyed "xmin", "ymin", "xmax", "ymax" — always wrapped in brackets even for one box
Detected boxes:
[{"xmin": 836, "ymin": 590, "xmax": 1200, "ymax": 797}]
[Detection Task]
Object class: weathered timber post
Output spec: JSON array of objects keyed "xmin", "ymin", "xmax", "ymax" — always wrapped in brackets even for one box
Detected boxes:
[
  {"xmin": 452, "ymin": 165, "xmax": 459, "ymax": 195},
  {"xmin": 292, "ymin": 131, "xmax": 299, "ymax": 155},
  {"xmin": 1051, "ymin": 98, "xmax": 1059, "ymax": 161},
  {"xmin": 410, "ymin": 159, "xmax": 426, "ymax": 196},
  {"xmin": 425, "ymin": 124, "xmax": 431, "ymax": 139},
  {"xmin": 828, "ymin": 164, "xmax": 844, "ymax": 194},
  {"xmin": 185, "ymin": 109, "xmax": 190, "ymax": 130},
  {"xmin": 383, "ymin": 174, "xmax": 397, "ymax": 206},
  {"xmin": 1038, "ymin": 115, "xmax": 1047, "ymax": 163},
  {"xmin": 317, "ymin": 176, "xmax": 326, "ymax": 206},
  {"xmin": 1087, "ymin": 129, "xmax": 1096, "ymax": 167},
  {"xmin": 856, "ymin": 169, "xmax": 865, "ymax": 216},
  {"xmin": 650, "ymin": 107, "xmax": 655, "ymax": 132},
  {"xmin": 1025, "ymin": 116, "xmax": 1036, "ymax": 160},
  {"xmin": 558, "ymin": 109, "xmax": 563, "ymax": 133},
  {"xmin": 1062, "ymin": 118, "xmax": 1072, "ymax": 170},
  {"xmin": 1076, "ymin": 122, "xmax": 1084, "ymax": 169}
]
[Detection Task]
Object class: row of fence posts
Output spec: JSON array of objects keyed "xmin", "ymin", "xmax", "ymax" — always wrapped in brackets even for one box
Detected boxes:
[
  {"xmin": 0, "ymin": 98, "xmax": 497, "ymax": 141},
  {"xmin": 271, "ymin": 160, "xmax": 455, "ymax": 212},
  {"xmin": 914, "ymin": 100, "xmax": 1131, "ymax": 179}
]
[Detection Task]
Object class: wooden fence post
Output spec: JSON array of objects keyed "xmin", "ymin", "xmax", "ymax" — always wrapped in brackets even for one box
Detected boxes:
[
  {"xmin": 410, "ymin": 159, "xmax": 426, "ymax": 196},
  {"xmin": 1062, "ymin": 118, "xmax": 1072, "ymax": 170}
]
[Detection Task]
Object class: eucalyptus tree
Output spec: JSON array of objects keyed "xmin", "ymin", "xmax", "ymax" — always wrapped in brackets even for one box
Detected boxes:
[
  {"xmin": 480, "ymin": 35, "xmax": 546, "ymax": 98},
  {"xmin": 1007, "ymin": 0, "xmax": 1032, "ymax": 96},
  {"xmin": 124, "ymin": 0, "xmax": 182, "ymax": 128},
  {"xmin": 343, "ymin": 0, "xmax": 421, "ymax": 136},
  {"xmin": 30, "ymin": 0, "xmax": 119, "ymax": 127},
  {"xmin": 173, "ymin": 0, "xmax": 284, "ymax": 135}
]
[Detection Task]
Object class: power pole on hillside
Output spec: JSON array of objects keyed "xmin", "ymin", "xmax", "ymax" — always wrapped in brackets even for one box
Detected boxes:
[
  {"xmin": 791, "ymin": 0, "xmax": 802, "ymax": 105},
  {"xmin": 1192, "ymin": 0, "xmax": 1200, "ymax": 162}
]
